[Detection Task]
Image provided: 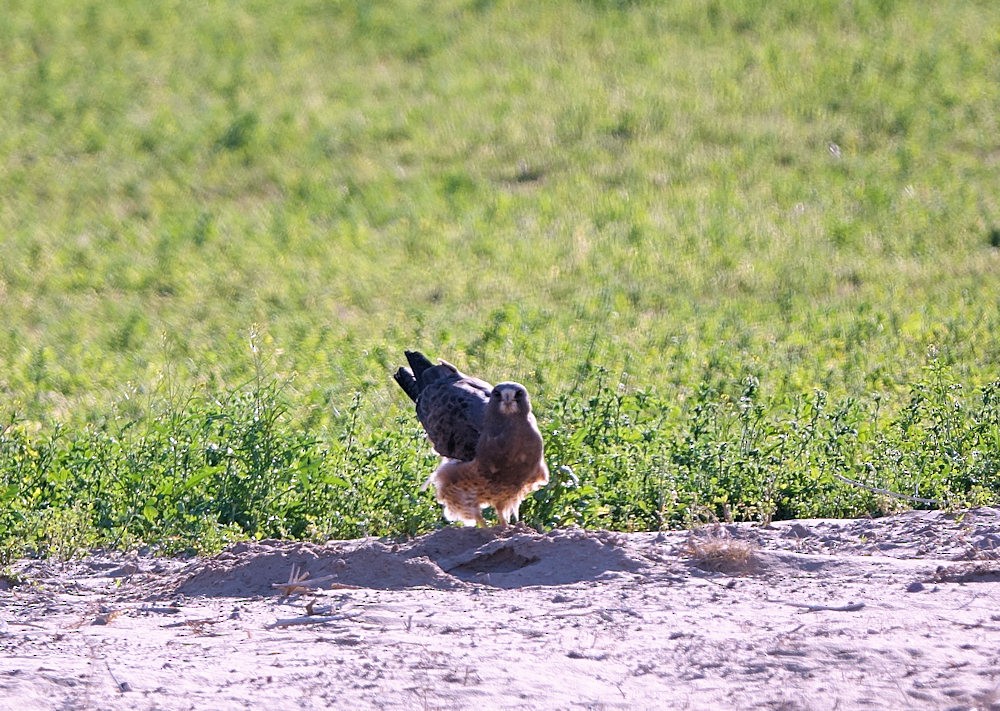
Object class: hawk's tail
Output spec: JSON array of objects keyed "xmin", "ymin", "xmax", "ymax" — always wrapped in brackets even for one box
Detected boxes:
[{"xmin": 393, "ymin": 367, "xmax": 420, "ymax": 402}]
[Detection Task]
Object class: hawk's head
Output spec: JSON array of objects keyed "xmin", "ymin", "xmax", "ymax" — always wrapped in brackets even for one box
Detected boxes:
[{"xmin": 491, "ymin": 382, "xmax": 530, "ymax": 416}]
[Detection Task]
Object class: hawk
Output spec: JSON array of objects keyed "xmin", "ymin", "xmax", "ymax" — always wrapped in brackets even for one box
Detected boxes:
[{"xmin": 394, "ymin": 352, "xmax": 549, "ymax": 527}]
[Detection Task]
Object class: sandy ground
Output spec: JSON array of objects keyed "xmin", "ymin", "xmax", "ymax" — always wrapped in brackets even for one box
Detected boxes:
[{"xmin": 2, "ymin": 509, "xmax": 1000, "ymax": 711}]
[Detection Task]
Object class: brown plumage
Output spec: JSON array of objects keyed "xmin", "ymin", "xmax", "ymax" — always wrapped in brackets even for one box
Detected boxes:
[{"xmin": 422, "ymin": 381, "xmax": 549, "ymax": 527}]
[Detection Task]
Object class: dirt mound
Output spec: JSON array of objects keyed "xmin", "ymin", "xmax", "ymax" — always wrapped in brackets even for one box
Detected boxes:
[
  {"xmin": 171, "ymin": 509, "xmax": 1000, "ymax": 598},
  {"xmin": 173, "ymin": 526, "xmax": 654, "ymax": 597}
]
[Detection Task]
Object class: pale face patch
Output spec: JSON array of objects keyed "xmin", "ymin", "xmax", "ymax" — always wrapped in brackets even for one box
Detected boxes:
[
  {"xmin": 499, "ymin": 390, "xmax": 518, "ymax": 414},
  {"xmin": 494, "ymin": 384, "xmax": 525, "ymax": 415}
]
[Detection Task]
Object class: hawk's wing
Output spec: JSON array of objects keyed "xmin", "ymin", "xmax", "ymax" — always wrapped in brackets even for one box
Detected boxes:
[{"xmin": 394, "ymin": 351, "xmax": 491, "ymax": 461}]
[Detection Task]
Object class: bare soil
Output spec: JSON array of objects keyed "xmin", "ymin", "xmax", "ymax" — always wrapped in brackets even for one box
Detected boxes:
[{"xmin": 3, "ymin": 509, "xmax": 1000, "ymax": 710}]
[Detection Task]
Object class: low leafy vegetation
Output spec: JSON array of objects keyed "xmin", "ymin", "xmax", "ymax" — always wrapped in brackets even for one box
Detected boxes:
[
  {"xmin": 1, "ymin": 0, "xmax": 999, "ymax": 557},
  {"xmin": 2, "ymin": 350, "xmax": 997, "ymax": 559}
]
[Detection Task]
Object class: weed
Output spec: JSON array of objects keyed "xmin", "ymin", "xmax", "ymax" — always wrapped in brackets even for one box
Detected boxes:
[{"xmin": 681, "ymin": 526, "xmax": 758, "ymax": 575}]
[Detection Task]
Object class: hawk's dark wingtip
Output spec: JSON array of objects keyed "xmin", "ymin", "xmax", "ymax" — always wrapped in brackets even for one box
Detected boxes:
[
  {"xmin": 403, "ymin": 350, "xmax": 439, "ymax": 391},
  {"xmin": 395, "ymin": 350, "xmax": 436, "ymax": 402},
  {"xmin": 404, "ymin": 350, "xmax": 435, "ymax": 376}
]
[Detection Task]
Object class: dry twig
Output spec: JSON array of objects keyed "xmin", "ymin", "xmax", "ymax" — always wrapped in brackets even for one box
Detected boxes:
[
  {"xmin": 773, "ymin": 599, "xmax": 866, "ymax": 613},
  {"xmin": 272, "ymin": 565, "xmax": 359, "ymax": 596},
  {"xmin": 92, "ymin": 610, "xmax": 123, "ymax": 626},
  {"xmin": 136, "ymin": 605, "xmax": 182, "ymax": 615},
  {"xmin": 105, "ymin": 660, "xmax": 131, "ymax": 693},
  {"xmin": 266, "ymin": 612, "xmax": 363, "ymax": 629},
  {"xmin": 832, "ymin": 472, "xmax": 942, "ymax": 506}
]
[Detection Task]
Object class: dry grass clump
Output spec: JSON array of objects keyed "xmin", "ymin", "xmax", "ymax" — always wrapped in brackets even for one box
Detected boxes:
[{"xmin": 681, "ymin": 526, "xmax": 758, "ymax": 575}]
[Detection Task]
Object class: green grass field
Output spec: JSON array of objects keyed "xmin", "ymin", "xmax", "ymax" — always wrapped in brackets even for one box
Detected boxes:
[{"xmin": 2, "ymin": 0, "xmax": 999, "ymax": 558}]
